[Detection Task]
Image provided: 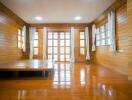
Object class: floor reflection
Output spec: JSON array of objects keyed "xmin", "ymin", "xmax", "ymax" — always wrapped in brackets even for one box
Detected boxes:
[
  {"xmin": 0, "ymin": 63, "xmax": 132, "ymax": 100},
  {"xmin": 53, "ymin": 63, "xmax": 71, "ymax": 89}
]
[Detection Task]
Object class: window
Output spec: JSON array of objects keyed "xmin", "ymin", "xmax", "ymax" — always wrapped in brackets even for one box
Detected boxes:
[
  {"xmin": 34, "ymin": 32, "xmax": 38, "ymax": 55},
  {"xmin": 105, "ymin": 23, "xmax": 111, "ymax": 45},
  {"xmin": 18, "ymin": 29, "xmax": 24, "ymax": 49},
  {"xmin": 96, "ymin": 23, "xmax": 111, "ymax": 46},
  {"xmin": 80, "ymin": 32, "xmax": 85, "ymax": 55},
  {"xmin": 47, "ymin": 32, "xmax": 71, "ymax": 62},
  {"xmin": 100, "ymin": 25, "xmax": 106, "ymax": 45}
]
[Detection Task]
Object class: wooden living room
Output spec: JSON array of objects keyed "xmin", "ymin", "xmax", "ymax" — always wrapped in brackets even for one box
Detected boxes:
[{"xmin": 0, "ymin": 0, "xmax": 131, "ymax": 100}]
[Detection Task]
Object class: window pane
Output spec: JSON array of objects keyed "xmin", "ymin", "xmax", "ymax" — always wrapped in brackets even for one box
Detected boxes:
[
  {"xmin": 34, "ymin": 48, "xmax": 38, "ymax": 55},
  {"xmin": 18, "ymin": 29, "xmax": 21, "ymax": 35},
  {"xmin": 96, "ymin": 34, "xmax": 100, "ymax": 40},
  {"xmin": 60, "ymin": 47, "xmax": 64, "ymax": 54},
  {"xmin": 54, "ymin": 47, "xmax": 58, "ymax": 54},
  {"xmin": 101, "ymin": 40, "xmax": 105, "ymax": 45},
  {"xmin": 96, "ymin": 41, "xmax": 100, "ymax": 46},
  {"xmin": 96, "ymin": 28, "xmax": 100, "ymax": 34},
  {"xmin": 60, "ymin": 40, "xmax": 64, "ymax": 46},
  {"xmin": 54, "ymin": 40, "xmax": 58, "ymax": 46},
  {"xmin": 106, "ymin": 31, "xmax": 110, "ymax": 37},
  {"xmin": 48, "ymin": 32, "xmax": 52, "ymax": 39},
  {"xmin": 48, "ymin": 55, "xmax": 52, "ymax": 59},
  {"xmin": 80, "ymin": 32, "xmax": 84, "ymax": 39},
  {"xmin": 22, "ymin": 36, "xmax": 24, "ymax": 42},
  {"xmin": 34, "ymin": 32, "xmax": 38, "ymax": 39},
  {"xmin": 101, "ymin": 33, "xmax": 105, "ymax": 39},
  {"xmin": 54, "ymin": 32, "xmax": 58, "ymax": 39},
  {"xmin": 66, "ymin": 40, "xmax": 70, "ymax": 46},
  {"xmin": 18, "ymin": 42, "xmax": 21, "ymax": 48},
  {"xmin": 66, "ymin": 47, "xmax": 70, "ymax": 54},
  {"xmin": 106, "ymin": 23, "xmax": 108, "ymax": 30},
  {"xmin": 48, "ymin": 47, "xmax": 52, "ymax": 54},
  {"xmin": 54, "ymin": 55, "xmax": 58, "ymax": 61},
  {"xmin": 66, "ymin": 55, "xmax": 70, "ymax": 61},
  {"xmin": 48, "ymin": 40, "xmax": 52, "ymax": 46},
  {"xmin": 60, "ymin": 55, "xmax": 64, "ymax": 61},
  {"xmin": 106, "ymin": 38, "xmax": 111, "ymax": 45},
  {"xmin": 18, "ymin": 36, "xmax": 21, "ymax": 41},
  {"xmin": 100, "ymin": 26, "xmax": 105, "ymax": 32},
  {"xmin": 60, "ymin": 32, "xmax": 64, "ymax": 39},
  {"xmin": 34, "ymin": 40, "xmax": 38, "ymax": 47},
  {"xmin": 22, "ymin": 43, "xmax": 24, "ymax": 49},
  {"xmin": 80, "ymin": 40, "xmax": 84, "ymax": 47},
  {"xmin": 80, "ymin": 48, "xmax": 85, "ymax": 55},
  {"xmin": 66, "ymin": 33, "xmax": 70, "ymax": 39}
]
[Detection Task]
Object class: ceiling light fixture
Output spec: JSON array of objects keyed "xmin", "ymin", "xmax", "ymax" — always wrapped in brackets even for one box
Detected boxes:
[
  {"xmin": 35, "ymin": 16, "xmax": 43, "ymax": 21},
  {"xmin": 74, "ymin": 16, "xmax": 82, "ymax": 20}
]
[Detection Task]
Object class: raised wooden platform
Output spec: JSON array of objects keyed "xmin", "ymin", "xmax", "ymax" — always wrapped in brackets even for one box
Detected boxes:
[{"xmin": 0, "ymin": 60, "xmax": 54, "ymax": 77}]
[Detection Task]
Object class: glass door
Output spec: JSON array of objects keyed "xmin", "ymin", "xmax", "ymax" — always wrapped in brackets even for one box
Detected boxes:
[{"xmin": 47, "ymin": 32, "xmax": 71, "ymax": 62}]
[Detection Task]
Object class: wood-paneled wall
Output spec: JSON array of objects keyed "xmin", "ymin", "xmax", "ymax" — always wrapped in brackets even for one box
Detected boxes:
[
  {"xmin": 94, "ymin": 2, "xmax": 130, "ymax": 76},
  {"xmin": 127, "ymin": 0, "xmax": 132, "ymax": 80},
  {"xmin": 0, "ymin": 2, "xmax": 26, "ymax": 64}
]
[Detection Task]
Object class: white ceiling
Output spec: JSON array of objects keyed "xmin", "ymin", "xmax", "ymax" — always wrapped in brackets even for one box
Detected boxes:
[{"xmin": 0, "ymin": 0, "xmax": 115, "ymax": 23}]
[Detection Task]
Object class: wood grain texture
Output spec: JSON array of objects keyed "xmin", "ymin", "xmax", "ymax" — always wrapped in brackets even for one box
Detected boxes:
[
  {"xmin": 94, "ymin": 3, "xmax": 129, "ymax": 75},
  {"xmin": 0, "ymin": 63, "xmax": 132, "ymax": 100},
  {"xmin": 0, "ymin": 2, "xmax": 27, "ymax": 64},
  {"xmin": 127, "ymin": 0, "xmax": 132, "ymax": 80}
]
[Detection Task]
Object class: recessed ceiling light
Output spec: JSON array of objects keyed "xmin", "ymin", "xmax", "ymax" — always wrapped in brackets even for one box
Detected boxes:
[
  {"xmin": 35, "ymin": 16, "xmax": 43, "ymax": 21},
  {"xmin": 74, "ymin": 16, "xmax": 82, "ymax": 20}
]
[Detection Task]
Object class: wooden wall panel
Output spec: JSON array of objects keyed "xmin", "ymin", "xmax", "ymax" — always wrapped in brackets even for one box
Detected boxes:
[
  {"xmin": 94, "ymin": 3, "xmax": 129, "ymax": 75},
  {"xmin": 127, "ymin": 0, "xmax": 132, "ymax": 80},
  {"xmin": 0, "ymin": 2, "xmax": 26, "ymax": 64}
]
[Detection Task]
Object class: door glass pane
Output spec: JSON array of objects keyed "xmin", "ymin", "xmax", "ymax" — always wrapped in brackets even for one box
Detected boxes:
[
  {"xmin": 34, "ymin": 40, "xmax": 38, "ymax": 47},
  {"xmin": 66, "ymin": 55, "xmax": 70, "ymax": 61},
  {"xmin": 66, "ymin": 40, "xmax": 70, "ymax": 46},
  {"xmin": 66, "ymin": 33, "xmax": 70, "ymax": 39},
  {"xmin": 60, "ymin": 47, "xmax": 64, "ymax": 54},
  {"xmin": 48, "ymin": 32, "xmax": 52, "ymax": 39},
  {"xmin": 48, "ymin": 47, "xmax": 52, "ymax": 54},
  {"xmin": 34, "ymin": 32, "xmax": 38, "ymax": 39},
  {"xmin": 54, "ymin": 40, "xmax": 58, "ymax": 46},
  {"xmin": 80, "ymin": 48, "xmax": 85, "ymax": 55},
  {"xmin": 48, "ymin": 40, "xmax": 52, "ymax": 46},
  {"xmin": 54, "ymin": 32, "xmax": 58, "ymax": 39},
  {"xmin": 80, "ymin": 32, "xmax": 84, "ymax": 39},
  {"xmin": 80, "ymin": 40, "xmax": 84, "ymax": 47},
  {"xmin": 54, "ymin": 47, "xmax": 58, "ymax": 54},
  {"xmin": 60, "ymin": 40, "xmax": 64, "ymax": 46},
  {"xmin": 60, "ymin": 55, "xmax": 64, "ymax": 61},
  {"xmin": 60, "ymin": 32, "xmax": 64, "ymax": 39},
  {"xmin": 48, "ymin": 55, "xmax": 52, "ymax": 59},
  {"xmin": 54, "ymin": 55, "xmax": 58, "ymax": 61},
  {"xmin": 34, "ymin": 48, "xmax": 38, "ymax": 55},
  {"xmin": 66, "ymin": 47, "xmax": 70, "ymax": 54}
]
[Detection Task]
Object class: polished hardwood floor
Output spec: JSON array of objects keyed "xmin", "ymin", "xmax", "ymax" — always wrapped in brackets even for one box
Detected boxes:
[{"xmin": 0, "ymin": 63, "xmax": 132, "ymax": 100}]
